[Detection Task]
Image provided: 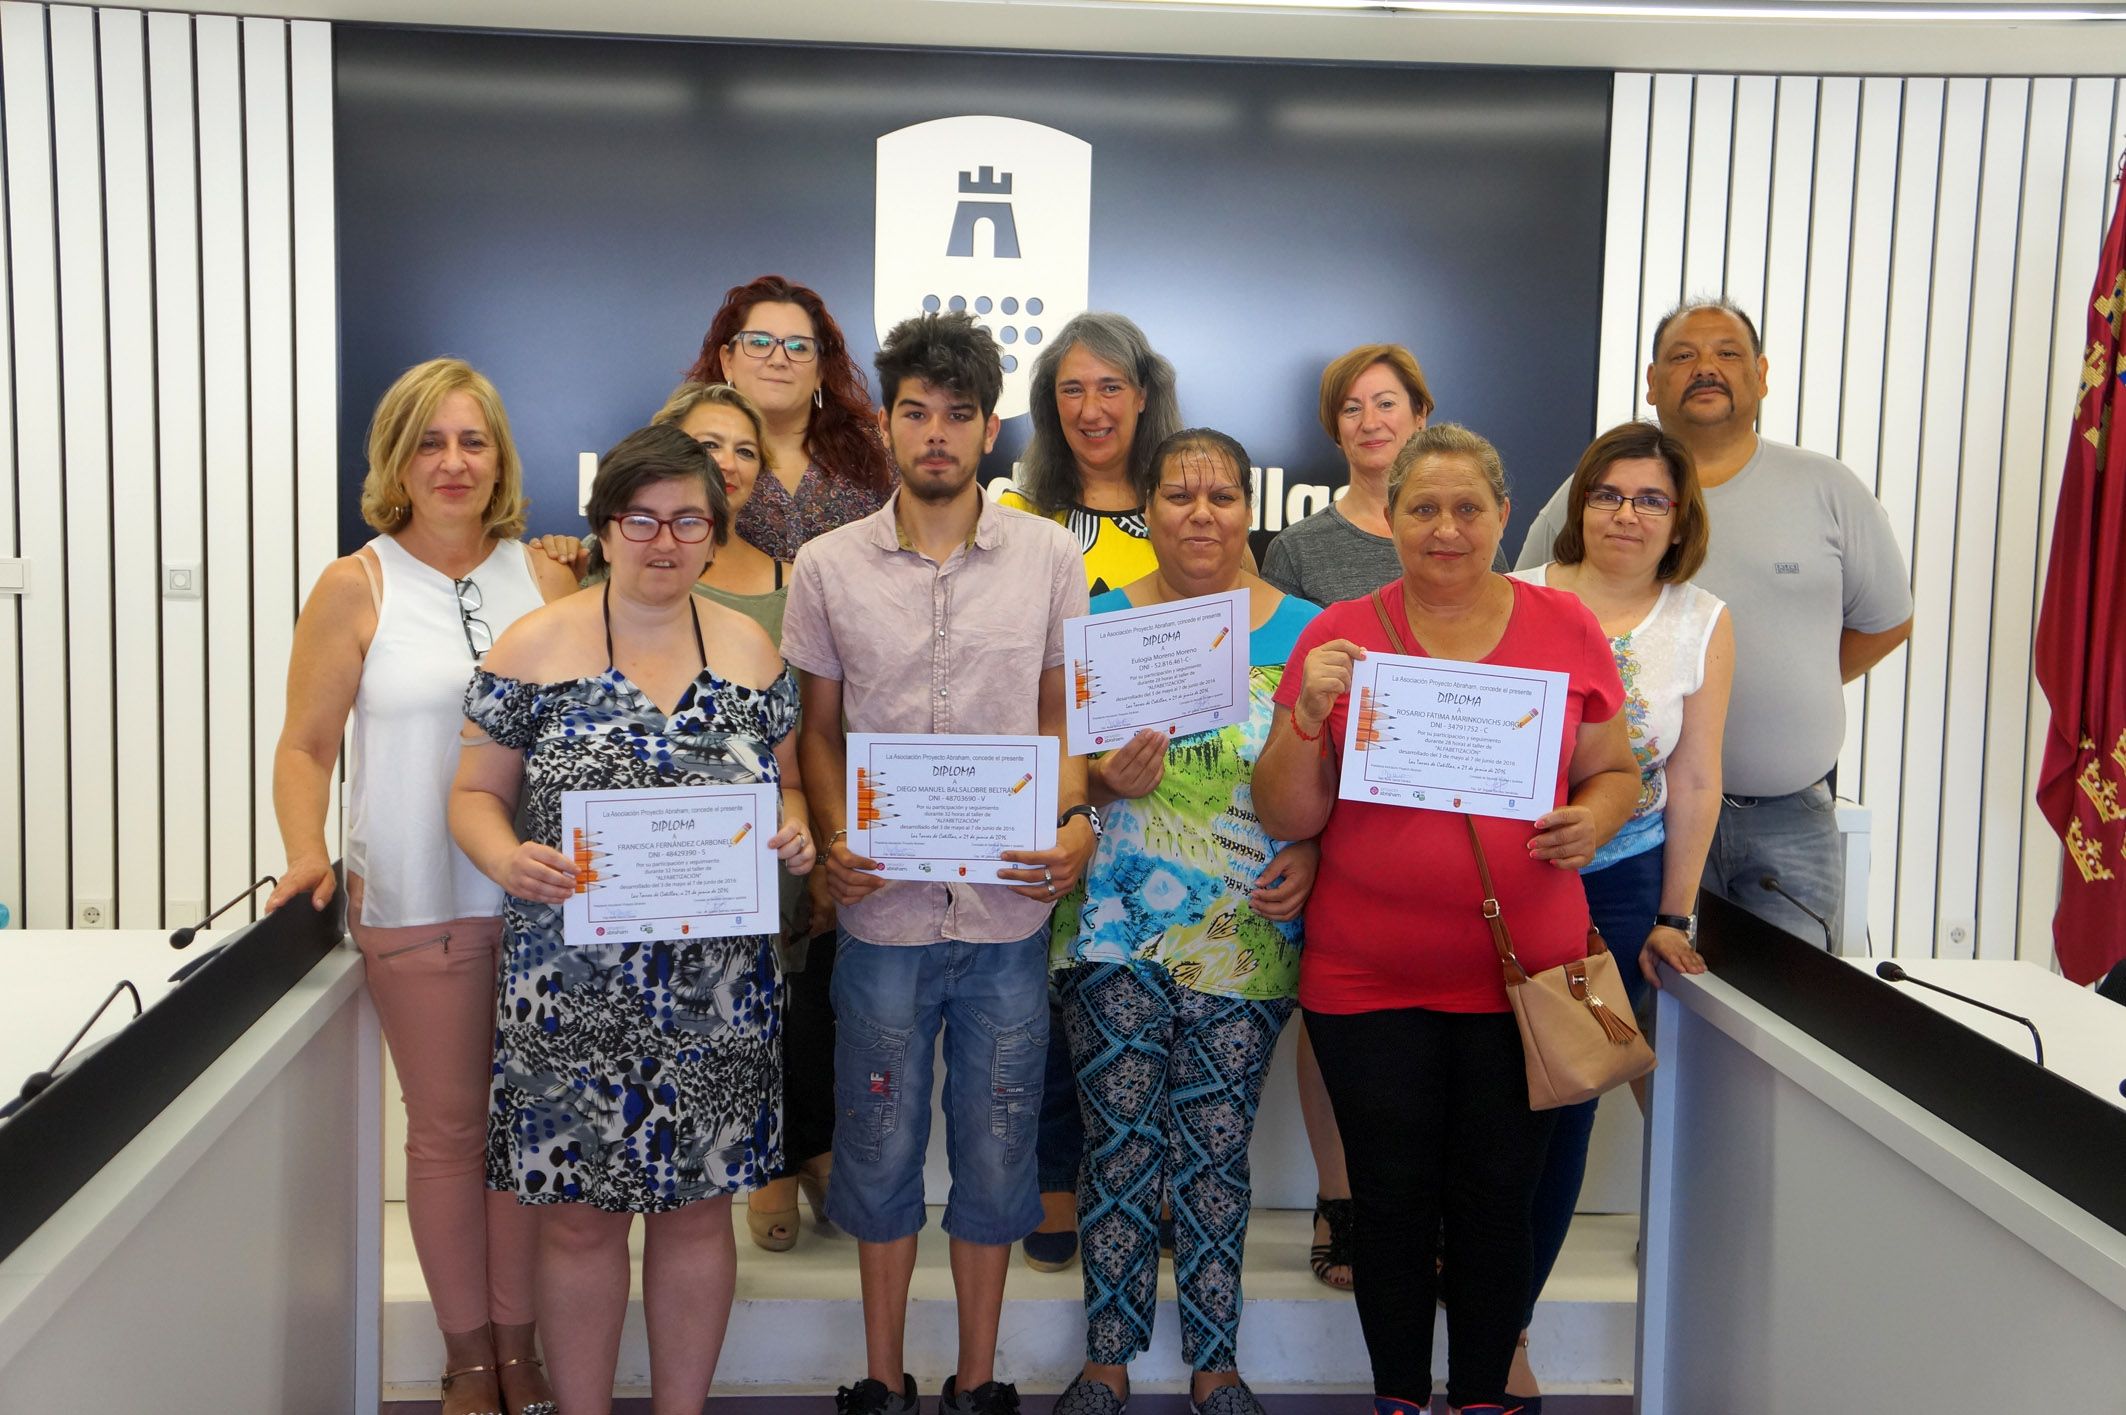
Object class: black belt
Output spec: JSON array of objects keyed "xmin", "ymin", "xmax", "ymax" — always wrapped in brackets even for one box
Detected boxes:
[{"xmin": 1723, "ymin": 780, "xmax": 1827, "ymax": 808}]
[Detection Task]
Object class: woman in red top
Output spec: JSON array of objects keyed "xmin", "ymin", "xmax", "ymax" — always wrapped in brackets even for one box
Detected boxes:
[{"xmin": 1255, "ymin": 424, "xmax": 1637, "ymax": 1415}]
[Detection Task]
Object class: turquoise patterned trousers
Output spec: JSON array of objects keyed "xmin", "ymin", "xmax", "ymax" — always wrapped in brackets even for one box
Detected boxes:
[{"xmin": 1058, "ymin": 961, "xmax": 1294, "ymax": 1371}]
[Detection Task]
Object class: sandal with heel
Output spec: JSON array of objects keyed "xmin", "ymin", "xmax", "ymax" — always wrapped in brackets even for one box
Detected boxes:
[
  {"xmin": 498, "ymin": 1355, "xmax": 556, "ymax": 1415},
  {"xmin": 1310, "ymin": 1195, "xmax": 1354, "ymax": 1290},
  {"xmin": 439, "ymin": 1363, "xmax": 502, "ymax": 1415}
]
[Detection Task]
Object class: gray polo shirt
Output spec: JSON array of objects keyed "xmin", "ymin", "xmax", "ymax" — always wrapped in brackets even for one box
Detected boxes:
[{"xmin": 1514, "ymin": 437, "xmax": 1911, "ymax": 797}]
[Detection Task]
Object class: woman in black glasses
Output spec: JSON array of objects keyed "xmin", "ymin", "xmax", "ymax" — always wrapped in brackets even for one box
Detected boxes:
[
  {"xmin": 451, "ymin": 424, "xmax": 815, "ymax": 1414},
  {"xmin": 269, "ymin": 357, "xmax": 577, "ymax": 1415},
  {"xmin": 683, "ymin": 274, "xmax": 896, "ymax": 561},
  {"xmin": 1503, "ymin": 420, "xmax": 1730, "ymax": 1407}
]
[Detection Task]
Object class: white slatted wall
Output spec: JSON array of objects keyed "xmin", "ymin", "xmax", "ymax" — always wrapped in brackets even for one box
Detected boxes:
[
  {"xmin": 0, "ymin": 23, "xmax": 2117, "ymax": 970},
  {"xmin": 0, "ymin": 4, "xmax": 336, "ymax": 930},
  {"xmin": 1601, "ymin": 73, "xmax": 2125, "ymax": 965}
]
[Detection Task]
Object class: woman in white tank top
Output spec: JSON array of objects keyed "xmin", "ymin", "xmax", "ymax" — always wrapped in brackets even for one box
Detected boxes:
[
  {"xmin": 269, "ymin": 358, "xmax": 576, "ymax": 1415},
  {"xmin": 1506, "ymin": 421, "xmax": 1736, "ymax": 1409}
]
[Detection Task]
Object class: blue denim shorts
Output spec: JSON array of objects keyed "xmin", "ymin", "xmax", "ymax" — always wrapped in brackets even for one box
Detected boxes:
[{"xmin": 824, "ymin": 928, "xmax": 1050, "ymax": 1244}]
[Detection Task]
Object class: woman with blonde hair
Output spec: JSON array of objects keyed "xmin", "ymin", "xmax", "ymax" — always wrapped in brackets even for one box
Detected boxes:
[{"xmin": 271, "ymin": 357, "xmax": 578, "ymax": 1415}]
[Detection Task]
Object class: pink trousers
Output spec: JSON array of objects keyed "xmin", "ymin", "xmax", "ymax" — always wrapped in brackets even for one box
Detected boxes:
[{"xmin": 349, "ymin": 874, "xmax": 538, "ymax": 1332}]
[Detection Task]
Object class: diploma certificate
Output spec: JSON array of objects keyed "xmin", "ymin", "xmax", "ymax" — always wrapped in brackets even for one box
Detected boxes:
[
  {"xmin": 846, "ymin": 734, "xmax": 1059, "ymax": 881},
  {"xmin": 1062, "ymin": 589, "xmax": 1251, "ymax": 756},
  {"xmin": 559, "ymin": 783, "xmax": 781, "ymax": 946},
  {"xmin": 1336, "ymin": 654, "xmax": 1570, "ymax": 821}
]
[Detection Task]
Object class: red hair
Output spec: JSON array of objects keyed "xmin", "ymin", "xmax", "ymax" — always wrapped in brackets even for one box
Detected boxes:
[{"xmin": 684, "ymin": 275, "xmax": 894, "ymax": 494}]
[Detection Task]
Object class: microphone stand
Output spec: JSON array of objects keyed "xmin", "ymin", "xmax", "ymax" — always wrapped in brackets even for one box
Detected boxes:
[
  {"xmin": 170, "ymin": 876, "xmax": 277, "ymax": 950},
  {"xmin": 1875, "ymin": 961, "xmax": 2045, "ymax": 1068},
  {"xmin": 0, "ymin": 979, "xmax": 143, "ymax": 1119}
]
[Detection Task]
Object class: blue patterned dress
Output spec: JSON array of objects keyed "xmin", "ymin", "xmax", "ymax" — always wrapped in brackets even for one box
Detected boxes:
[{"xmin": 464, "ymin": 662, "xmax": 797, "ymax": 1212}]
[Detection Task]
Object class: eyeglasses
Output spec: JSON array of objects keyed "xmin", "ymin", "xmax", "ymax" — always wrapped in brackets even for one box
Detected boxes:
[
  {"xmin": 1587, "ymin": 488, "xmax": 1676, "ymax": 517},
  {"xmin": 452, "ymin": 577, "xmax": 493, "ymax": 660},
  {"xmin": 610, "ymin": 512, "xmax": 715, "ymax": 543},
  {"xmin": 729, "ymin": 330, "xmax": 818, "ymax": 363}
]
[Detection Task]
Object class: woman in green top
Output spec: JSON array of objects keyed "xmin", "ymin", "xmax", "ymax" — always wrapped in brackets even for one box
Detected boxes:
[
  {"xmin": 1049, "ymin": 428, "xmax": 1321, "ymax": 1415},
  {"xmin": 655, "ymin": 381, "xmax": 833, "ymax": 1253}
]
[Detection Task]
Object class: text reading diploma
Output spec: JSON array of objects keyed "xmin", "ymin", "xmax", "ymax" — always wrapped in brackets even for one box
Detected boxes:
[
  {"xmin": 1062, "ymin": 589, "xmax": 1250, "ymax": 756},
  {"xmin": 1336, "ymin": 654, "xmax": 1569, "ymax": 821},
  {"xmin": 560, "ymin": 783, "xmax": 781, "ymax": 945},
  {"xmin": 846, "ymin": 734, "xmax": 1060, "ymax": 881}
]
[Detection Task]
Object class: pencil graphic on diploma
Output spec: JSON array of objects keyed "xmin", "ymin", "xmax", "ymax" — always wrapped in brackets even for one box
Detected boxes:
[
  {"xmin": 729, "ymin": 822, "xmax": 753, "ymax": 845},
  {"xmin": 571, "ymin": 826, "xmax": 604, "ymax": 894},
  {"xmin": 1073, "ymin": 659, "xmax": 1094, "ymax": 708},
  {"xmin": 1209, "ymin": 626, "xmax": 1229, "ymax": 650},
  {"xmin": 1008, "ymin": 772, "xmax": 1034, "ymax": 794},
  {"xmin": 1355, "ymin": 688, "xmax": 1386, "ymax": 750},
  {"xmin": 1512, "ymin": 708, "xmax": 1539, "ymax": 730},
  {"xmin": 856, "ymin": 767, "xmax": 890, "ymax": 829}
]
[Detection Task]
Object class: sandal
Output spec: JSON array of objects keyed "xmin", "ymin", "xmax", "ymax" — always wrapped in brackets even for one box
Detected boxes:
[
  {"xmin": 1310, "ymin": 1195, "xmax": 1354, "ymax": 1290},
  {"xmin": 498, "ymin": 1355, "xmax": 556, "ymax": 1415},
  {"xmin": 796, "ymin": 1156, "xmax": 836, "ymax": 1235},
  {"xmin": 440, "ymin": 1363, "xmax": 503, "ymax": 1415},
  {"xmin": 747, "ymin": 1176, "xmax": 801, "ymax": 1251}
]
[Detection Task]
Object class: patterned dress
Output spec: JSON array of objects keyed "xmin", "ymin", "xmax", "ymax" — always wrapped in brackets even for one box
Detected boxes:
[{"xmin": 464, "ymin": 659, "xmax": 798, "ymax": 1212}]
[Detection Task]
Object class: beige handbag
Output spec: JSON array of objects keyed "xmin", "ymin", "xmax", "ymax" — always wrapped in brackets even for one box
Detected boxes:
[{"xmin": 1367, "ymin": 587, "xmax": 1657, "ymax": 1110}]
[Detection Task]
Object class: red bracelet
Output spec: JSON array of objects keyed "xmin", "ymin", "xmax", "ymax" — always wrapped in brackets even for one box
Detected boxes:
[{"xmin": 1289, "ymin": 712, "xmax": 1332, "ymax": 756}]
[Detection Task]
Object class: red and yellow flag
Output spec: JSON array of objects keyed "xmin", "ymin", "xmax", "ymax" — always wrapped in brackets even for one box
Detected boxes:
[{"xmin": 2034, "ymin": 158, "xmax": 2126, "ymax": 985}]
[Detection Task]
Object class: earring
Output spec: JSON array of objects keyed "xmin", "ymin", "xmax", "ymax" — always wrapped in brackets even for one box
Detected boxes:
[{"xmin": 813, "ymin": 388, "xmax": 824, "ymax": 409}]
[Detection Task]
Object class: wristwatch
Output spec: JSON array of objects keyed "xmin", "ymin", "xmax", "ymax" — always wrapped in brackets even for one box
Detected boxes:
[
  {"xmin": 1654, "ymin": 912, "xmax": 1698, "ymax": 944},
  {"xmin": 1058, "ymin": 804, "xmax": 1102, "ymax": 838}
]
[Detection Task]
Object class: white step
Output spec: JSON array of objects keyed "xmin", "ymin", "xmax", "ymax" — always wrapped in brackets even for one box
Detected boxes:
[{"xmin": 382, "ymin": 1203, "xmax": 1637, "ymax": 1402}]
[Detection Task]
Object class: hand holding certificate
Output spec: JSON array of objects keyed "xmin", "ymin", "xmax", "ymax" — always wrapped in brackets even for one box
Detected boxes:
[
  {"xmin": 559, "ymin": 783, "xmax": 783, "ymax": 946},
  {"xmin": 846, "ymin": 734, "xmax": 1060, "ymax": 882},
  {"xmin": 1063, "ymin": 589, "xmax": 1250, "ymax": 756},
  {"xmin": 1337, "ymin": 653, "xmax": 1570, "ymax": 821}
]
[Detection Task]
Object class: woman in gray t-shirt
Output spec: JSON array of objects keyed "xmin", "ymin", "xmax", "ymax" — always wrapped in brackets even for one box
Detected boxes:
[
  {"xmin": 1262, "ymin": 343, "xmax": 1435, "ymax": 607},
  {"xmin": 1257, "ymin": 342, "xmax": 1437, "ymax": 1294}
]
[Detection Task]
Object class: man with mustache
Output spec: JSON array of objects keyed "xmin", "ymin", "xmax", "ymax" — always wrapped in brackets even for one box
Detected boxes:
[
  {"xmin": 782, "ymin": 310, "xmax": 1095, "ymax": 1415},
  {"xmin": 1516, "ymin": 297, "xmax": 1912, "ymax": 950}
]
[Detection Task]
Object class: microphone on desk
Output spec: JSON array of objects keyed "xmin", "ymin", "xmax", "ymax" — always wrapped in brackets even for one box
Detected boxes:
[
  {"xmin": 0, "ymin": 979, "xmax": 143, "ymax": 1119},
  {"xmin": 1875, "ymin": 961, "xmax": 2046, "ymax": 1068},
  {"xmin": 169, "ymin": 875, "xmax": 277, "ymax": 949},
  {"xmin": 1759, "ymin": 875, "xmax": 1840, "ymax": 954}
]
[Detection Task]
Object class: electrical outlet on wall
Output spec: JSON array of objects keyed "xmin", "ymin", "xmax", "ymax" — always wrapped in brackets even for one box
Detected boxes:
[
  {"xmin": 1943, "ymin": 919, "xmax": 1976, "ymax": 958},
  {"xmin": 76, "ymin": 897, "xmax": 114, "ymax": 929}
]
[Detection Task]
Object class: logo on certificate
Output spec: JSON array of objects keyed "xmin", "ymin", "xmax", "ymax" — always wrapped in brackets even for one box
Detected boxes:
[{"xmin": 875, "ymin": 116, "xmax": 1092, "ymax": 421}]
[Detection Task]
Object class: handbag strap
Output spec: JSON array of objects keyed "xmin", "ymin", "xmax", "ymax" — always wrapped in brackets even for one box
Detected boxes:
[{"xmin": 1369, "ymin": 588, "xmax": 1530, "ymax": 987}]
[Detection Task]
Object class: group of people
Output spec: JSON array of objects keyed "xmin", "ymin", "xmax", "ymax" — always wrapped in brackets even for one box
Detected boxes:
[{"xmin": 272, "ymin": 275, "xmax": 1913, "ymax": 1415}]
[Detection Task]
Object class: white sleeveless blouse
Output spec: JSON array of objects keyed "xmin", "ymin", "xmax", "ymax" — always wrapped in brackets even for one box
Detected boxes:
[
  {"xmin": 1511, "ymin": 565, "xmax": 1725, "ymax": 867},
  {"xmin": 345, "ymin": 535, "xmax": 545, "ymax": 926}
]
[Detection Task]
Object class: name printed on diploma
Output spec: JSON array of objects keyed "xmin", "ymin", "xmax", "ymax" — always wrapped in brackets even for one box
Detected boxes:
[
  {"xmin": 1064, "ymin": 589, "xmax": 1251, "ymax": 756},
  {"xmin": 1337, "ymin": 654, "xmax": 1569, "ymax": 822},
  {"xmin": 560, "ymin": 784, "xmax": 781, "ymax": 945},
  {"xmin": 848, "ymin": 734, "xmax": 1059, "ymax": 880}
]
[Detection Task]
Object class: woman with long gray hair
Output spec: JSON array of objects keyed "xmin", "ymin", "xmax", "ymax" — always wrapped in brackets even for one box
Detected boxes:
[
  {"xmin": 1003, "ymin": 310, "xmax": 1183, "ymax": 596},
  {"xmin": 997, "ymin": 310, "xmax": 1183, "ymax": 1271}
]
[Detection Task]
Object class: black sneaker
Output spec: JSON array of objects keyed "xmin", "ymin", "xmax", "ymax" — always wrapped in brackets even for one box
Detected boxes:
[
  {"xmin": 939, "ymin": 1375, "xmax": 1022, "ymax": 1415},
  {"xmin": 837, "ymin": 1373, "xmax": 919, "ymax": 1415}
]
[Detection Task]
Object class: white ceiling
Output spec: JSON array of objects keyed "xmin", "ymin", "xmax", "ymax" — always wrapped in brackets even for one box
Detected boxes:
[{"xmin": 152, "ymin": 0, "xmax": 2126, "ymax": 75}]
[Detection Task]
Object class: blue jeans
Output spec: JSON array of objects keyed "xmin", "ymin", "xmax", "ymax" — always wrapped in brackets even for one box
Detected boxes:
[
  {"xmin": 825, "ymin": 929, "xmax": 1049, "ymax": 1245},
  {"xmin": 1525, "ymin": 842, "xmax": 1660, "ymax": 1323},
  {"xmin": 1702, "ymin": 779, "xmax": 1845, "ymax": 950}
]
